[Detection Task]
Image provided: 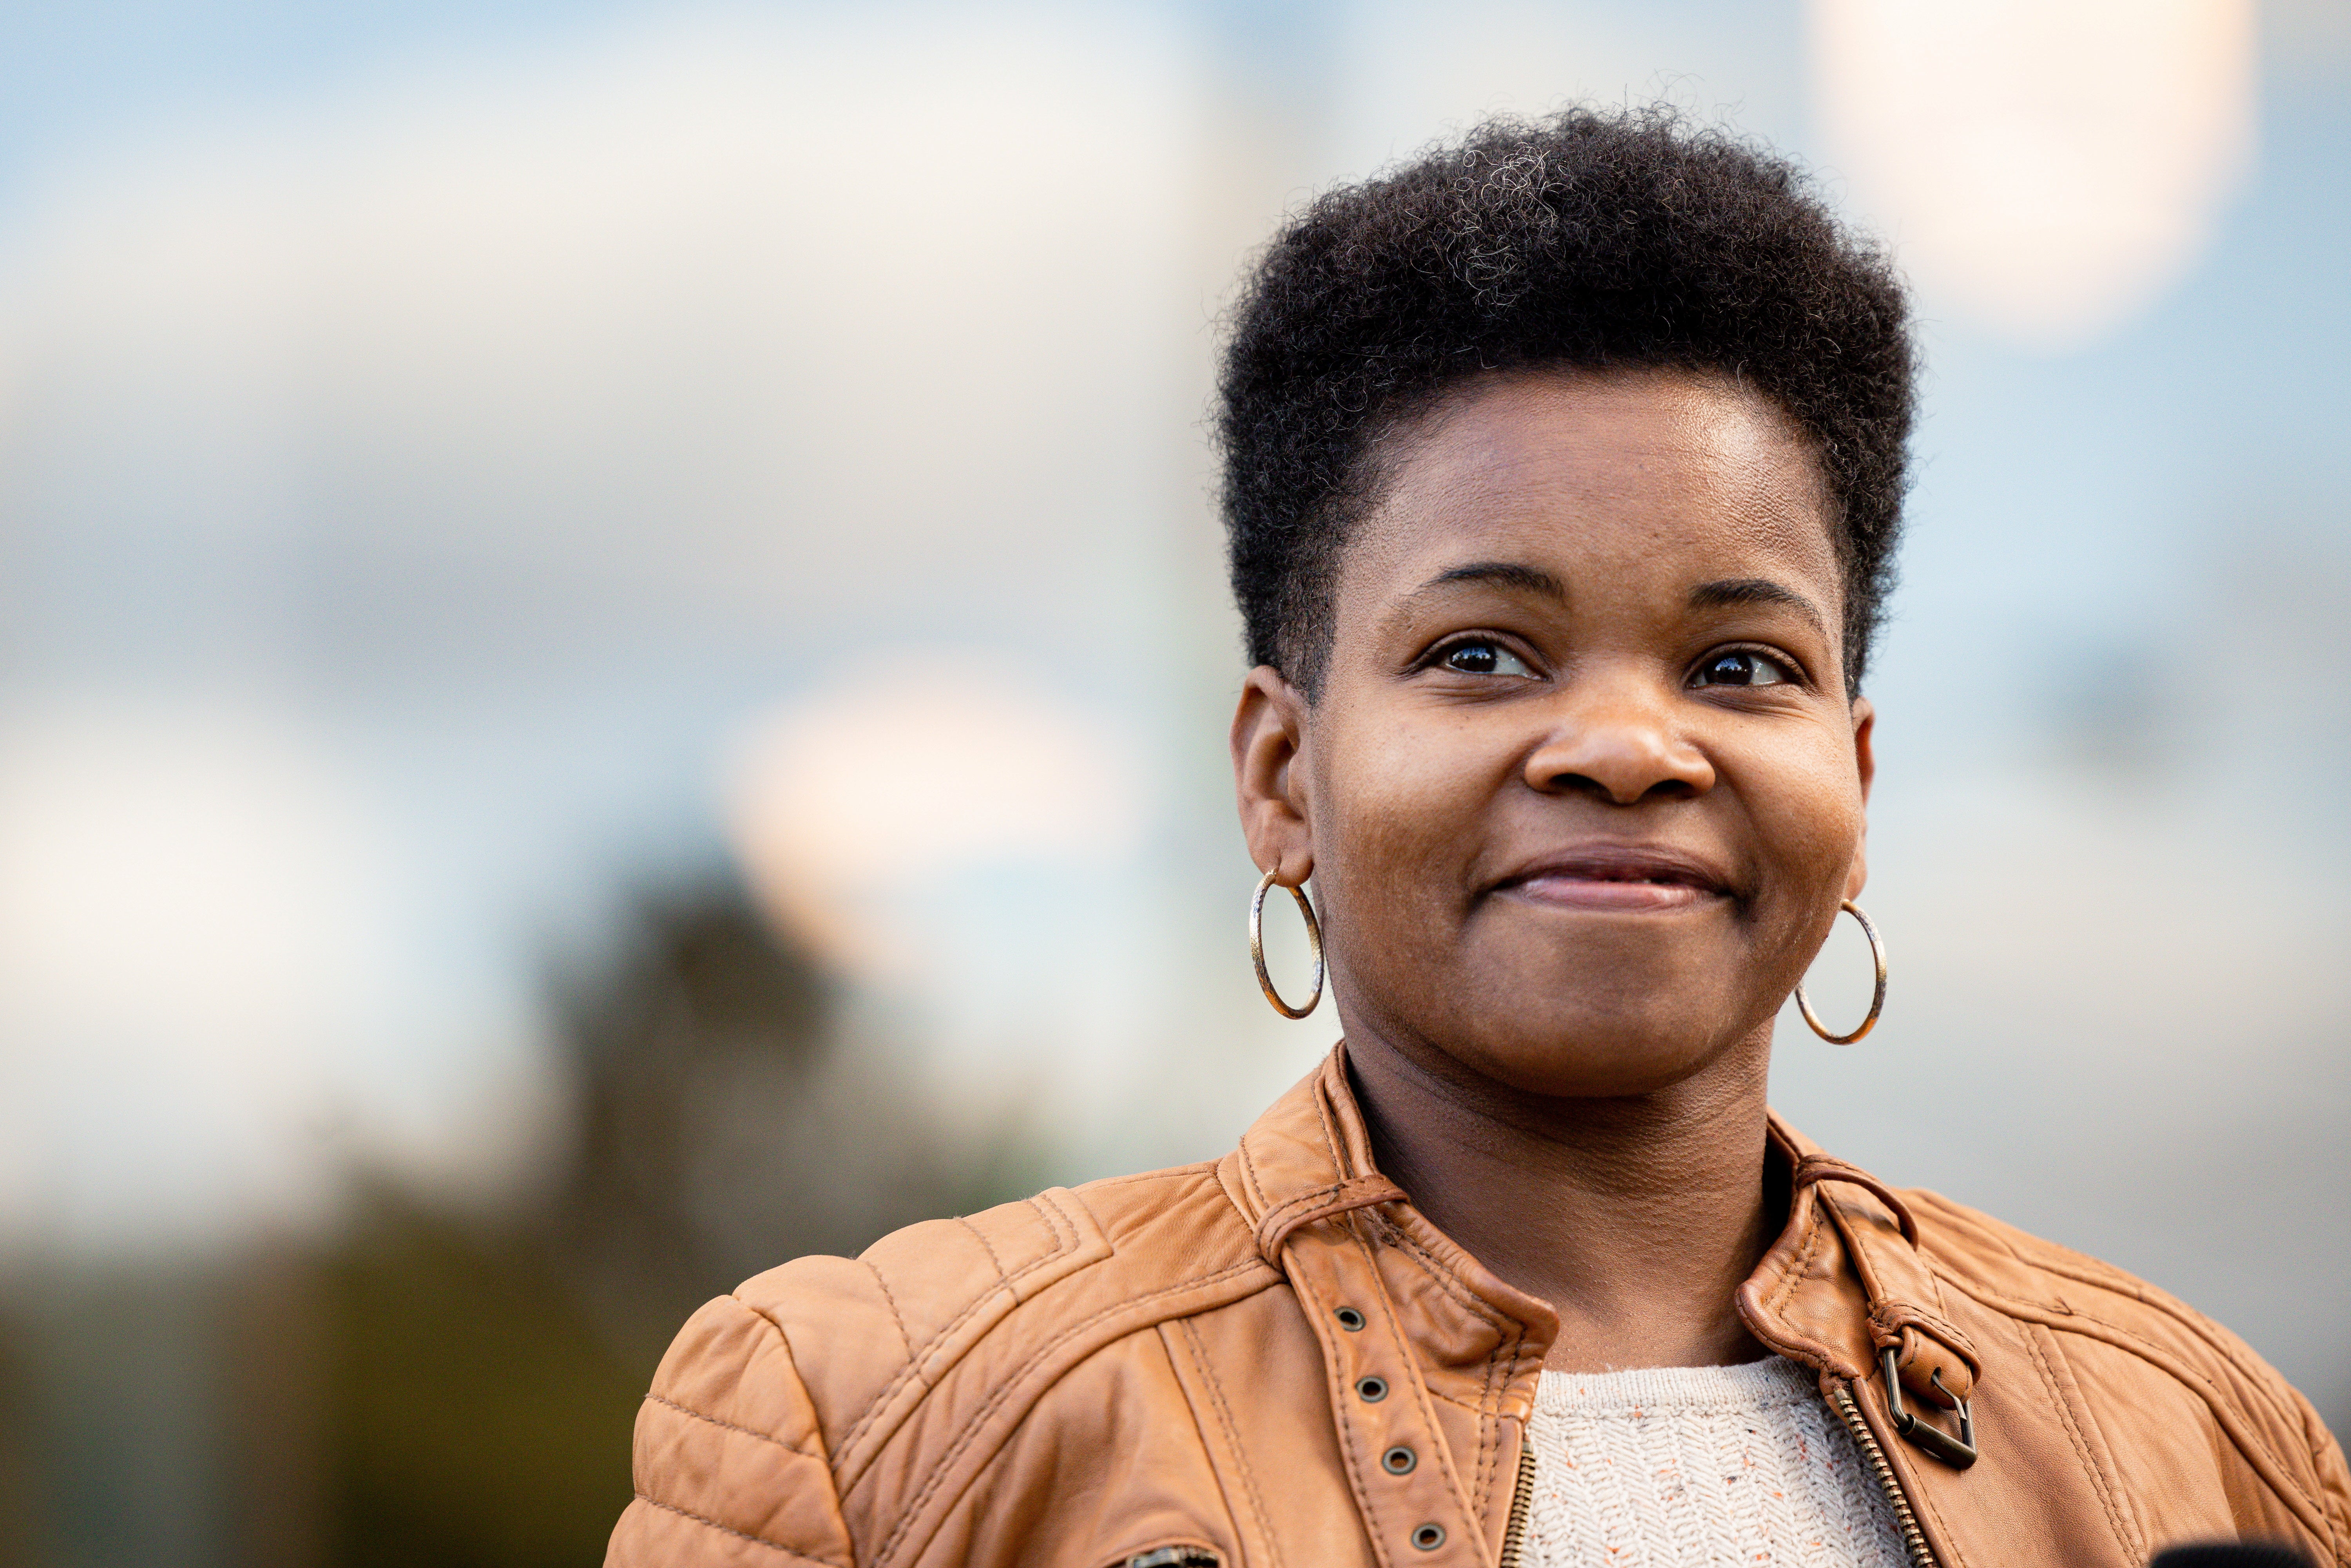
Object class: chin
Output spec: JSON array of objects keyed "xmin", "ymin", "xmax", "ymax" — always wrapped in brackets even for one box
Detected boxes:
[
  {"xmin": 1420, "ymin": 924, "xmax": 1767, "ymax": 1092},
  {"xmin": 1448, "ymin": 1025, "xmax": 1730, "ymax": 1100},
  {"xmin": 1444, "ymin": 1006, "xmax": 1740, "ymax": 1101}
]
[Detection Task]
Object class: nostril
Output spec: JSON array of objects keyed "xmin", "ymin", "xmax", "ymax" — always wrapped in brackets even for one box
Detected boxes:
[
  {"xmin": 1540, "ymin": 770, "xmax": 1703, "ymax": 806},
  {"xmin": 1545, "ymin": 770, "xmax": 1616, "ymax": 802},
  {"xmin": 1526, "ymin": 717, "xmax": 1716, "ymax": 804}
]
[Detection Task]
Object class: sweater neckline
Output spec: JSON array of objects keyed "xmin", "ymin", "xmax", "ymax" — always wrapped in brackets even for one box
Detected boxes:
[{"xmin": 1533, "ymin": 1354, "xmax": 1816, "ymax": 1414}]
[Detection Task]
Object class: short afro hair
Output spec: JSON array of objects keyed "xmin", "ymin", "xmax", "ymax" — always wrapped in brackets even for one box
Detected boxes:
[{"xmin": 1216, "ymin": 106, "xmax": 1914, "ymax": 694}]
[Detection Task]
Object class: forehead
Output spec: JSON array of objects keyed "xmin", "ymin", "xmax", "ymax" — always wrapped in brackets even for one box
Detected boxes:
[{"xmin": 1340, "ymin": 368, "xmax": 1841, "ymax": 612}]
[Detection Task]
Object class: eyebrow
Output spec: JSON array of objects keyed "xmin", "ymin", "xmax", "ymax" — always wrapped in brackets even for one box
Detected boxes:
[
  {"xmin": 1413, "ymin": 564, "xmax": 1824, "ymax": 632},
  {"xmin": 1688, "ymin": 577, "xmax": 1828, "ymax": 636},
  {"xmin": 1416, "ymin": 561, "xmax": 1569, "ymax": 599}
]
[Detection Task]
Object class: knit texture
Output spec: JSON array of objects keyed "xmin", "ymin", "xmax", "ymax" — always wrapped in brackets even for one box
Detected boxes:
[{"xmin": 1520, "ymin": 1356, "xmax": 1908, "ymax": 1568}]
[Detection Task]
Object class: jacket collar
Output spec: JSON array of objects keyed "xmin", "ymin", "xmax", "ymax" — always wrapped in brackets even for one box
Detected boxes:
[{"xmin": 1219, "ymin": 1043, "xmax": 1979, "ymax": 1407}]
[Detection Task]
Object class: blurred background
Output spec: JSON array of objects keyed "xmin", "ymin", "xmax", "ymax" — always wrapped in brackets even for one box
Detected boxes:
[{"xmin": 0, "ymin": 0, "xmax": 2343, "ymax": 1561}]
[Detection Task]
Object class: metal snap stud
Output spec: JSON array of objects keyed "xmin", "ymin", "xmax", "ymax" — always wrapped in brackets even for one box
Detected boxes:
[
  {"xmin": 1335, "ymin": 1306, "xmax": 1366, "ymax": 1331},
  {"xmin": 1411, "ymin": 1523, "xmax": 1445, "ymax": 1550},
  {"xmin": 1355, "ymin": 1375, "xmax": 1388, "ymax": 1402},
  {"xmin": 1382, "ymin": 1444, "xmax": 1417, "ymax": 1474}
]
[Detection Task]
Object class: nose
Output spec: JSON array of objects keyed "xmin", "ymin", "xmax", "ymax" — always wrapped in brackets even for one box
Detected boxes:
[{"xmin": 1521, "ymin": 671, "xmax": 1715, "ymax": 805}]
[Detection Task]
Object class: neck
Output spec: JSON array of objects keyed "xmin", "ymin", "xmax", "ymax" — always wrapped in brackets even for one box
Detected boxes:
[{"xmin": 1344, "ymin": 1028, "xmax": 1782, "ymax": 1374}]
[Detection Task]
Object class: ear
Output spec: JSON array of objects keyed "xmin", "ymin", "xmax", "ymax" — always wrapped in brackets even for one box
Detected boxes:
[
  {"xmin": 1844, "ymin": 695, "xmax": 1875, "ymax": 900},
  {"xmin": 1230, "ymin": 665, "xmax": 1316, "ymax": 884}
]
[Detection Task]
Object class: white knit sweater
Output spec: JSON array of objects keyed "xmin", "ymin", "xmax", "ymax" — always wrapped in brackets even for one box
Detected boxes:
[{"xmin": 1519, "ymin": 1356, "xmax": 1908, "ymax": 1568}]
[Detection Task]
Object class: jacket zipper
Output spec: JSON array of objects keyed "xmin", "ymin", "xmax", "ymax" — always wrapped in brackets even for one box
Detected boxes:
[
  {"xmin": 1495, "ymin": 1438, "xmax": 1536, "ymax": 1568},
  {"xmin": 1830, "ymin": 1383, "xmax": 1938, "ymax": 1568}
]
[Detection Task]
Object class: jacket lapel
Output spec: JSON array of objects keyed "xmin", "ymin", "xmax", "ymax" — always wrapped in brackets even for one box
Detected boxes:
[
  {"xmin": 1217, "ymin": 1045, "xmax": 2133, "ymax": 1568},
  {"xmin": 1219, "ymin": 1048, "xmax": 1551, "ymax": 1565}
]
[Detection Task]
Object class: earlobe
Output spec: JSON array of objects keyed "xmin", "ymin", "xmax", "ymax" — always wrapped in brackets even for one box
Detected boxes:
[{"xmin": 1230, "ymin": 666, "xmax": 1316, "ymax": 884}]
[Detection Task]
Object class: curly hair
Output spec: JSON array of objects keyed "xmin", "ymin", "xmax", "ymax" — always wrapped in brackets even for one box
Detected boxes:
[{"xmin": 1216, "ymin": 107, "xmax": 1914, "ymax": 694}]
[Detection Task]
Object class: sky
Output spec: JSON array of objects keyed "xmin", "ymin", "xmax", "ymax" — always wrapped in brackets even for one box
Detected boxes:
[{"xmin": 0, "ymin": 0, "xmax": 2346, "ymax": 1421}]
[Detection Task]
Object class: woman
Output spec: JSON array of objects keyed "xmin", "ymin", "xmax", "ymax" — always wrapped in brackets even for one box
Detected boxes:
[{"xmin": 607, "ymin": 110, "xmax": 2350, "ymax": 1568}]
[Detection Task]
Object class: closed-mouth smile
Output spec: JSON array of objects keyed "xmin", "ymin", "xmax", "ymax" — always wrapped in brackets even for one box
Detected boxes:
[{"xmin": 1493, "ymin": 844, "xmax": 1733, "ymax": 913}]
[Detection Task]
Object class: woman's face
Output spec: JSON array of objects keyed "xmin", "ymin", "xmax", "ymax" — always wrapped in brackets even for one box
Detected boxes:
[{"xmin": 1234, "ymin": 368, "xmax": 1874, "ymax": 1099}]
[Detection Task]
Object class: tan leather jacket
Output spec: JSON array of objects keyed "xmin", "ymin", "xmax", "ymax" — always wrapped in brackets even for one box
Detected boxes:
[{"xmin": 608, "ymin": 1047, "xmax": 2351, "ymax": 1568}]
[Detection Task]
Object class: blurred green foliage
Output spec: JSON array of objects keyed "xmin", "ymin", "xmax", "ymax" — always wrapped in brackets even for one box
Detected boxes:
[
  {"xmin": 324, "ymin": 1198, "xmax": 642, "ymax": 1568},
  {"xmin": 0, "ymin": 878, "xmax": 1035, "ymax": 1566}
]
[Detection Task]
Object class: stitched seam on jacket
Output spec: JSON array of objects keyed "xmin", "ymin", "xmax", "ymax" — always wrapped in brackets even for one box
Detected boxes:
[
  {"xmin": 1236, "ymin": 1135, "xmax": 1271, "ymax": 1217},
  {"xmin": 1363, "ymin": 1212, "xmax": 1516, "ymax": 1334},
  {"xmin": 1256, "ymin": 1179, "xmax": 1382, "ymax": 1252},
  {"xmin": 1176, "ymin": 1316, "xmax": 1289, "ymax": 1568},
  {"xmin": 870, "ymin": 1257, "xmax": 1278, "ymax": 1568},
  {"xmin": 1920, "ymin": 1232, "xmax": 1958, "ymax": 1325},
  {"xmin": 1257, "ymin": 1179, "xmax": 1356, "ymax": 1224},
  {"xmin": 1318, "ymin": 1240, "xmax": 1398, "ymax": 1568},
  {"xmin": 633, "ymin": 1494, "xmax": 849, "ymax": 1566},
  {"xmin": 1465, "ymin": 1299, "xmax": 1495, "ymax": 1525},
  {"xmin": 2047, "ymin": 1304, "xmax": 2309, "ymax": 1492},
  {"xmin": 831, "ymin": 1195, "xmax": 1081, "ymax": 1459},
  {"xmin": 2019, "ymin": 1320, "xmax": 2141, "ymax": 1561},
  {"xmin": 2054, "ymin": 1313, "xmax": 2340, "ymax": 1563},
  {"xmin": 2003, "ymin": 1251, "xmax": 2310, "ymax": 1434},
  {"xmin": 1426, "ymin": 1384, "xmax": 1512, "ymax": 1419},
  {"xmin": 1468, "ymin": 1346, "xmax": 1496, "ymax": 1524},
  {"xmin": 643, "ymin": 1393, "xmax": 824, "ymax": 1459},
  {"xmin": 1892, "ymin": 1432, "xmax": 1975, "ymax": 1568},
  {"xmin": 1473, "ymin": 1239, "xmax": 1539, "ymax": 1523},
  {"xmin": 955, "ymin": 1215, "xmax": 1010, "ymax": 1293},
  {"xmin": 1344, "ymin": 1216, "xmax": 1477, "ymax": 1556},
  {"xmin": 1764, "ymin": 1201, "xmax": 1828, "ymax": 1314},
  {"xmin": 1036, "ymin": 1188, "xmax": 1078, "ymax": 1254},
  {"xmin": 1078, "ymin": 1161, "xmax": 1219, "ymax": 1191},
  {"xmin": 1730, "ymin": 1213, "xmax": 1853, "ymax": 1382},
  {"xmin": 862, "ymin": 1258, "xmax": 916, "ymax": 1363},
  {"xmin": 2297, "ymin": 1399, "xmax": 2351, "ymax": 1553},
  {"xmin": 1953, "ymin": 1279, "xmax": 2335, "ymax": 1552},
  {"xmin": 1468, "ymin": 1288, "xmax": 1520, "ymax": 1524},
  {"xmin": 1737, "ymin": 1204, "xmax": 1873, "ymax": 1378},
  {"xmin": 1358, "ymin": 1201, "xmax": 1532, "ymax": 1524},
  {"xmin": 1312, "ymin": 1086, "xmax": 1349, "ymax": 1184},
  {"xmin": 1394, "ymin": 1196, "xmax": 1509, "ymax": 1532},
  {"xmin": 1900, "ymin": 1191, "xmax": 2073, "ymax": 1311}
]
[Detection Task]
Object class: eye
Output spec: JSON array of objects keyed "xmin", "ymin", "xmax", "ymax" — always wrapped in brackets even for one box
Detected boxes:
[
  {"xmin": 1692, "ymin": 648, "xmax": 1795, "ymax": 688},
  {"xmin": 1438, "ymin": 639, "xmax": 1535, "ymax": 678}
]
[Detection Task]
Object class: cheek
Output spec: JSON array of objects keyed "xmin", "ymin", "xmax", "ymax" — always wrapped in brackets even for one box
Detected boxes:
[
  {"xmin": 1740, "ymin": 737, "xmax": 1867, "ymax": 902},
  {"xmin": 1310, "ymin": 712, "xmax": 1503, "ymax": 920}
]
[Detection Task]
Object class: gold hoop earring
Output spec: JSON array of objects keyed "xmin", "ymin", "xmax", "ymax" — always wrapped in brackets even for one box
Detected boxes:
[
  {"xmin": 1249, "ymin": 869, "xmax": 1324, "ymax": 1019},
  {"xmin": 1795, "ymin": 900, "xmax": 1887, "ymax": 1045}
]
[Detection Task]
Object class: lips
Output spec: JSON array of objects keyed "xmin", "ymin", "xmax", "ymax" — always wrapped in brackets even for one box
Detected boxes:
[{"xmin": 1493, "ymin": 843, "xmax": 1734, "ymax": 913}]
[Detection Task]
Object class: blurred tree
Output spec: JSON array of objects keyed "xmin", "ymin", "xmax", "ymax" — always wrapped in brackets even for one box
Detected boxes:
[
  {"xmin": 0, "ymin": 876, "xmax": 1034, "ymax": 1566},
  {"xmin": 322, "ymin": 1201, "xmax": 643, "ymax": 1568},
  {"xmin": 315, "ymin": 874, "xmax": 1024, "ymax": 1565},
  {"xmin": 0, "ymin": 1314, "xmax": 34, "ymax": 1568}
]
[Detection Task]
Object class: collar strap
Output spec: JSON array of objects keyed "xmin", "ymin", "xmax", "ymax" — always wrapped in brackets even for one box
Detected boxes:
[
  {"xmin": 1790, "ymin": 1154, "xmax": 1921, "ymax": 1246},
  {"xmin": 1255, "ymin": 1173, "xmax": 1408, "ymax": 1258}
]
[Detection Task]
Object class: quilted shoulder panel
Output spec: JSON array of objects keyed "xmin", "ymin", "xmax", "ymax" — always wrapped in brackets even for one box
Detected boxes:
[
  {"xmin": 617, "ymin": 1159, "xmax": 1281, "ymax": 1568},
  {"xmin": 609, "ymin": 1293, "xmax": 855, "ymax": 1567}
]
